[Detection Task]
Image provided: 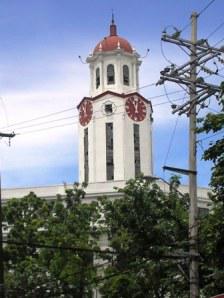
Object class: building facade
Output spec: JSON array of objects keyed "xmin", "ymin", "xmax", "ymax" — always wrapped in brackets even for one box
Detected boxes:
[
  {"xmin": 1, "ymin": 18, "xmax": 211, "ymax": 298},
  {"xmin": 78, "ymin": 17, "xmax": 153, "ymax": 193},
  {"xmin": 1, "ymin": 17, "xmax": 210, "ymax": 208}
]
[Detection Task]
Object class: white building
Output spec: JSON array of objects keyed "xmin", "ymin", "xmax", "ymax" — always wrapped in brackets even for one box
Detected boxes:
[
  {"xmin": 78, "ymin": 16, "xmax": 153, "ymax": 195},
  {"xmin": 1, "ymin": 18, "xmax": 210, "ymax": 298},
  {"xmin": 2, "ymin": 17, "xmax": 210, "ymax": 210}
]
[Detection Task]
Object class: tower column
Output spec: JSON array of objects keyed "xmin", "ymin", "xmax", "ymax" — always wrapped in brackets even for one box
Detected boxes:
[
  {"xmin": 136, "ymin": 64, "xmax": 140, "ymax": 91},
  {"xmin": 133, "ymin": 63, "xmax": 137, "ymax": 91},
  {"xmin": 101, "ymin": 58, "xmax": 104, "ymax": 92},
  {"xmin": 116, "ymin": 53, "xmax": 122, "ymax": 93},
  {"xmin": 90, "ymin": 64, "xmax": 94, "ymax": 96}
]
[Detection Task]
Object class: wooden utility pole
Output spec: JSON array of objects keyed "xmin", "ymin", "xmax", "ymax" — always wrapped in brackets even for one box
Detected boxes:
[
  {"xmin": 189, "ymin": 12, "xmax": 199, "ymax": 298},
  {"xmin": 0, "ymin": 132, "xmax": 15, "ymax": 298},
  {"xmin": 157, "ymin": 11, "xmax": 224, "ymax": 298}
]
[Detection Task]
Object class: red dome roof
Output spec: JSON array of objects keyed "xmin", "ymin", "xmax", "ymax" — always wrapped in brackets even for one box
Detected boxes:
[{"xmin": 93, "ymin": 18, "xmax": 133, "ymax": 54}]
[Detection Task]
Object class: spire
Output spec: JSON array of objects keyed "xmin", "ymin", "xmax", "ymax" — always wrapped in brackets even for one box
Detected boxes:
[
  {"xmin": 110, "ymin": 12, "xmax": 117, "ymax": 36},
  {"xmin": 112, "ymin": 11, "xmax": 115, "ymax": 24}
]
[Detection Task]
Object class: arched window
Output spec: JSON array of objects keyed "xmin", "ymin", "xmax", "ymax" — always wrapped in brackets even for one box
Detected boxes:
[
  {"xmin": 107, "ymin": 64, "xmax": 115, "ymax": 85},
  {"xmin": 123, "ymin": 65, "xmax": 129, "ymax": 85},
  {"xmin": 96, "ymin": 67, "xmax": 100, "ymax": 89}
]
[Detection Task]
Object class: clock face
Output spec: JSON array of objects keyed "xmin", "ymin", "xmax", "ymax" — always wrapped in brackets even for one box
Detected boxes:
[
  {"xmin": 79, "ymin": 99, "xmax": 93, "ymax": 126},
  {"xmin": 125, "ymin": 96, "xmax": 147, "ymax": 121}
]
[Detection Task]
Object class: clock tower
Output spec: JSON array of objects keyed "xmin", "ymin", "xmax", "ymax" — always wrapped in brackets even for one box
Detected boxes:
[{"xmin": 77, "ymin": 17, "xmax": 153, "ymax": 192}]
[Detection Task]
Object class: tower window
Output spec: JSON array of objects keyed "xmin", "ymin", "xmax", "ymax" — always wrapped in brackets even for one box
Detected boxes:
[
  {"xmin": 96, "ymin": 67, "xmax": 100, "ymax": 89},
  {"xmin": 107, "ymin": 64, "xmax": 115, "ymax": 85},
  {"xmin": 134, "ymin": 124, "xmax": 141, "ymax": 177},
  {"xmin": 123, "ymin": 65, "xmax": 129, "ymax": 85},
  {"xmin": 105, "ymin": 104, "xmax": 113, "ymax": 115},
  {"xmin": 84, "ymin": 128, "xmax": 89, "ymax": 183},
  {"xmin": 106, "ymin": 123, "xmax": 114, "ymax": 180}
]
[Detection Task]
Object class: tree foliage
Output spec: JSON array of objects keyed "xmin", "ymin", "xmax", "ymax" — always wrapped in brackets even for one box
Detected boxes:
[
  {"xmin": 4, "ymin": 168, "xmax": 224, "ymax": 297},
  {"xmin": 3, "ymin": 184, "xmax": 100, "ymax": 298},
  {"xmin": 197, "ymin": 92, "xmax": 224, "ymax": 297},
  {"xmin": 97, "ymin": 177, "xmax": 189, "ymax": 298},
  {"xmin": 197, "ymin": 95, "xmax": 224, "ymax": 201},
  {"xmin": 199, "ymin": 202, "xmax": 224, "ymax": 297}
]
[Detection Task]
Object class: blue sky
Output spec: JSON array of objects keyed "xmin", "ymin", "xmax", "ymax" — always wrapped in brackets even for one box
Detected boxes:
[{"xmin": 0, "ymin": 0, "xmax": 223, "ymax": 188}]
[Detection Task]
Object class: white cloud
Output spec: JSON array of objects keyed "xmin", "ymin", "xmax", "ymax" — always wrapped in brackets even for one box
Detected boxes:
[{"xmin": 0, "ymin": 41, "xmax": 196, "ymax": 186}]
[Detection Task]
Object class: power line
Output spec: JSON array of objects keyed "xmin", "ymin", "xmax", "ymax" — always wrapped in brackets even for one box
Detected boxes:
[
  {"xmin": 197, "ymin": 130, "xmax": 223, "ymax": 142},
  {"xmin": 206, "ymin": 106, "xmax": 219, "ymax": 113},
  {"xmin": 178, "ymin": 44, "xmax": 190, "ymax": 56},
  {"xmin": 153, "ymin": 95, "xmax": 187, "ymax": 107},
  {"xmin": 16, "ymin": 121, "xmax": 76, "ymax": 135},
  {"xmin": 15, "ymin": 96, "xmax": 190, "ymax": 136},
  {"xmin": 163, "ymin": 83, "xmax": 177, "ymax": 105},
  {"xmin": 181, "ymin": 21, "xmax": 192, "ymax": 34},
  {"xmin": 163, "ymin": 115, "xmax": 180, "ymax": 167},
  {"xmin": 206, "ymin": 20, "xmax": 224, "ymax": 39},
  {"xmin": 1, "ymin": 82, "xmax": 158, "ymax": 131},
  {"xmin": 10, "ymin": 91, "xmax": 182, "ymax": 129},
  {"xmin": 3, "ymin": 239, "xmax": 116, "ymax": 255},
  {"xmin": 198, "ymin": 0, "xmax": 216, "ymax": 16},
  {"xmin": 179, "ymin": 1, "xmax": 216, "ymax": 35},
  {"xmin": 5, "ymin": 91, "xmax": 185, "ymax": 133},
  {"xmin": 12, "ymin": 115, "xmax": 76, "ymax": 131},
  {"xmin": 150, "ymin": 90, "xmax": 184, "ymax": 100},
  {"xmin": 213, "ymin": 36, "xmax": 224, "ymax": 47},
  {"xmin": 180, "ymin": 0, "xmax": 217, "ymax": 33},
  {"xmin": 0, "ymin": 106, "xmax": 76, "ymax": 130},
  {"xmin": 160, "ymin": 38, "xmax": 174, "ymax": 65}
]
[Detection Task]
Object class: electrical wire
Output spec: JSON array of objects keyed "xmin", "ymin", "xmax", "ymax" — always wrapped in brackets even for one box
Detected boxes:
[
  {"xmin": 11, "ymin": 115, "xmax": 76, "ymax": 131},
  {"xmin": 16, "ymin": 121, "xmax": 77, "ymax": 135},
  {"xmin": 198, "ymin": 0, "xmax": 216, "ymax": 16},
  {"xmin": 2, "ymin": 90, "xmax": 186, "ymax": 133},
  {"xmin": 163, "ymin": 83, "xmax": 177, "ymax": 105},
  {"xmin": 163, "ymin": 115, "xmax": 180, "ymax": 167},
  {"xmin": 0, "ymin": 106, "xmax": 76, "ymax": 130},
  {"xmin": 14, "ymin": 95, "xmax": 189, "ymax": 136},
  {"xmin": 3, "ymin": 239, "xmax": 116, "ymax": 255},
  {"xmin": 153, "ymin": 95, "xmax": 187, "ymax": 107},
  {"xmin": 150, "ymin": 90, "xmax": 184, "ymax": 100},
  {"xmin": 206, "ymin": 106, "xmax": 219, "ymax": 113},
  {"xmin": 197, "ymin": 130, "xmax": 223, "ymax": 142},
  {"xmin": 0, "ymin": 82, "xmax": 158, "ymax": 131},
  {"xmin": 178, "ymin": 44, "xmax": 189, "ymax": 56},
  {"xmin": 180, "ymin": 0, "xmax": 216, "ymax": 34},
  {"xmin": 213, "ymin": 37, "xmax": 224, "ymax": 47},
  {"xmin": 206, "ymin": 20, "xmax": 224, "ymax": 40},
  {"xmin": 160, "ymin": 39, "xmax": 175, "ymax": 65},
  {"xmin": 162, "ymin": 89, "xmax": 187, "ymax": 172},
  {"xmin": 180, "ymin": 21, "xmax": 191, "ymax": 34},
  {"xmin": 180, "ymin": 0, "xmax": 216, "ymax": 33},
  {"xmin": 0, "ymin": 97, "xmax": 9, "ymax": 128},
  {"xmin": 161, "ymin": 90, "xmax": 187, "ymax": 185}
]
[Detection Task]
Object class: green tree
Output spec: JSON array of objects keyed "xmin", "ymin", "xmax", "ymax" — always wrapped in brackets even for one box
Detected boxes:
[
  {"xmin": 197, "ymin": 92, "xmax": 224, "ymax": 201},
  {"xmin": 3, "ymin": 184, "xmax": 100, "ymax": 298},
  {"xmin": 3, "ymin": 192, "xmax": 53, "ymax": 297},
  {"xmin": 197, "ymin": 91, "xmax": 224, "ymax": 297},
  {"xmin": 97, "ymin": 177, "xmax": 189, "ymax": 298}
]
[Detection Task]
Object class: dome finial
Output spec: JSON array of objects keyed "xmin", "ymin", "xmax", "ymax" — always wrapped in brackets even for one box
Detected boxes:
[
  {"xmin": 110, "ymin": 11, "xmax": 117, "ymax": 36},
  {"xmin": 111, "ymin": 10, "xmax": 115, "ymax": 24}
]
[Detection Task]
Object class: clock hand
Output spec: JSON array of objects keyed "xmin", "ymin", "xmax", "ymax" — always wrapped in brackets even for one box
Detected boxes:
[
  {"xmin": 83, "ymin": 102, "xmax": 87, "ymax": 117},
  {"xmin": 133, "ymin": 99, "xmax": 138, "ymax": 113}
]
